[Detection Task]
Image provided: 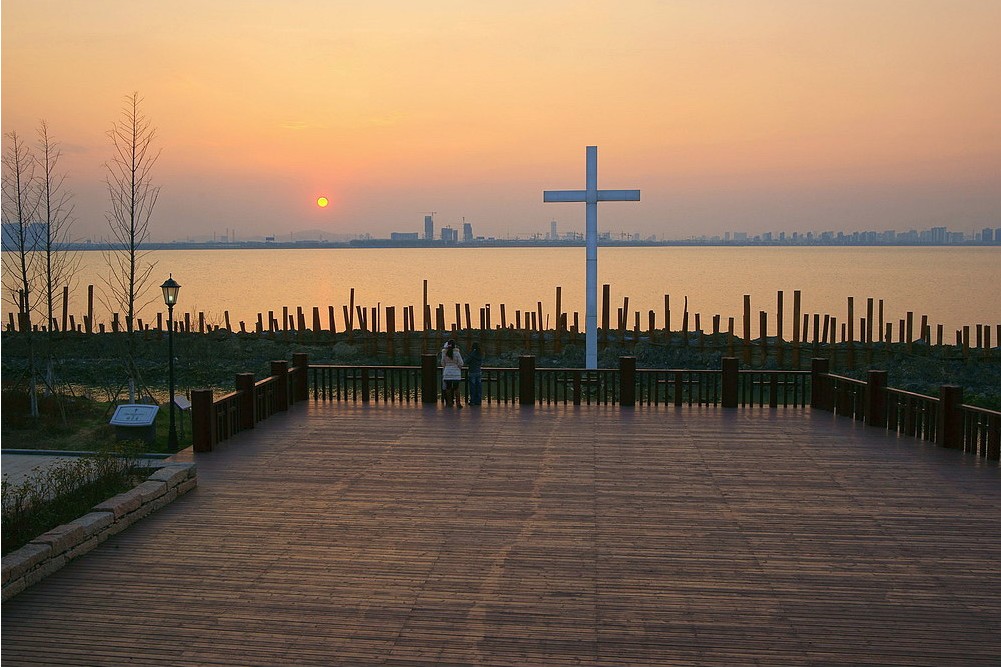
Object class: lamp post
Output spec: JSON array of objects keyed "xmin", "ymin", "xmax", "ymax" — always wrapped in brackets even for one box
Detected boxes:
[{"xmin": 160, "ymin": 275, "xmax": 181, "ymax": 451}]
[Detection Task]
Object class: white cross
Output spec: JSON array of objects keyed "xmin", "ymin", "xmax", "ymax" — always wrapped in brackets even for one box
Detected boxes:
[{"xmin": 545, "ymin": 146, "xmax": 640, "ymax": 369}]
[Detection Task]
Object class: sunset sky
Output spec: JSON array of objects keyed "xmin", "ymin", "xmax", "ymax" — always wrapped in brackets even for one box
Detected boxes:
[{"xmin": 3, "ymin": 1, "xmax": 1000, "ymax": 241}]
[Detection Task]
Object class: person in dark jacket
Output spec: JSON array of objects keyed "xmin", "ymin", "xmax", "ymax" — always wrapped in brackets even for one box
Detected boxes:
[{"xmin": 466, "ymin": 342, "xmax": 483, "ymax": 405}]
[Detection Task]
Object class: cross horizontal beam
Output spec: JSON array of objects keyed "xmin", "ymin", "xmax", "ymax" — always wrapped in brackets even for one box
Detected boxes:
[{"xmin": 544, "ymin": 190, "xmax": 641, "ymax": 203}]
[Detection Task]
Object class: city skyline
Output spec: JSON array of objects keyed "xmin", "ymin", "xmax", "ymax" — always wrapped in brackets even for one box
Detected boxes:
[
  {"xmin": 3, "ymin": 2, "xmax": 1000, "ymax": 242},
  {"xmin": 8, "ymin": 218, "xmax": 996, "ymax": 250}
]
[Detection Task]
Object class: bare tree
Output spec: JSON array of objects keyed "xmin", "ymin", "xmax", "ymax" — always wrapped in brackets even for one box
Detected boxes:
[
  {"xmin": 103, "ymin": 92, "xmax": 160, "ymax": 399},
  {"xmin": 103, "ymin": 91, "xmax": 160, "ymax": 335},
  {"xmin": 36, "ymin": 121, "xmax": 80, "ymax": 407},
  {"xmin": 37, "ymin": 120, "xmax": 79, "ymax": 337},
  {"xmin": 1, "ymin": 130, "xmax": 43, "ymax": 417}
]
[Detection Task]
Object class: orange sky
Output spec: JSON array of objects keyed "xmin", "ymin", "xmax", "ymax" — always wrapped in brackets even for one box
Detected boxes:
[{"xmin": 3, "ymin": 0, "xmax": 1000, "ymax": 241}]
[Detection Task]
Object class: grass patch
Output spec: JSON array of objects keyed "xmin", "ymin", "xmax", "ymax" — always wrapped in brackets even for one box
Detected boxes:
[
  {"xmin": 1, "ymin": 390, "xmax": 190, "ymax": 454},
  {"xmin": 2, "ymin": 442, "xmax": 147, "ymax": 555},
  {"xmin": 2, "ymin": 390, "xmax": 117, "ymax": 450}
]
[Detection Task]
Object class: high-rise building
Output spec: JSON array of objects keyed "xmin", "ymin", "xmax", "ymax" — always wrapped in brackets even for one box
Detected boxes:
[
  {"xmin": 550, "ymin": 220, "xmax": 558, "ymax": 240},
  {"xmin": 983, "ymin": 228, "xmax": 995, "ymax": 243},
  {"xmin": 441, "ymin": 226, "xmax": 458, "ymax": 243},
  {"xmin": 424, "ymin": 215, "xmax": 434, "ymax": 241},
  {"xmin": 462, "ymin": 222, "xmax": 473, "ymax": 242}
]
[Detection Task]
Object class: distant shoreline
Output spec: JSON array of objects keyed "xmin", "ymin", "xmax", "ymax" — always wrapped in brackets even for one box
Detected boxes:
[{"xmin": 22, "ymin": 239, "xmax": 1001, "ymax": 252}]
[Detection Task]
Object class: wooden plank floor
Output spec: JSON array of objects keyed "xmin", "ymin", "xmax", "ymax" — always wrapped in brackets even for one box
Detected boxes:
[{"xmin": 3, "ymin": 403, "xmax": 1000, "ymax": 666}]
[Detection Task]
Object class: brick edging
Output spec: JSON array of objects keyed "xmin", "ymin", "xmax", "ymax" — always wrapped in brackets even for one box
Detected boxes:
[{"xmin": 1, "ymin": 462, "xmax": 197, "ymax": 602}]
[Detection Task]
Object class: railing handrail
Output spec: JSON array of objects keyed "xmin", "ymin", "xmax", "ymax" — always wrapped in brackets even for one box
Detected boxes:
[
  {"xmin": 823, "ymin": 372, "xmax": 868, "ymax": 386},
  {"xmin": 886, "ymin": 386, "xmax": 941, "ymax": 402},
  {"xmin": 963, "ymin": 403, "xmax": 1001, "ymax": 417},
  {"xmin": 308, "ymin": 363, "xmax": 419, "ymax": 371}
]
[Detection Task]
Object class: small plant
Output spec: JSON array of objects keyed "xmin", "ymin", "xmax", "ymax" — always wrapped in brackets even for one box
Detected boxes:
[{"xmin": 1, "ymin": 441, "xmax": 146, "ymax": 555}]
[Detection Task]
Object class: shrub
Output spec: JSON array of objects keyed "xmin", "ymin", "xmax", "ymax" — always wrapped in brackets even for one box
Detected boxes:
[{"xmin": 1, "ymin": 442, "xmax": 146, "ymax": 555}]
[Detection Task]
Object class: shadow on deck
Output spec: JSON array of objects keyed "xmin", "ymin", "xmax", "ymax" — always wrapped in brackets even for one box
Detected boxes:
[{"xmin": 3, "ymin": 403, "xmax": 1000, "ymax": 666}]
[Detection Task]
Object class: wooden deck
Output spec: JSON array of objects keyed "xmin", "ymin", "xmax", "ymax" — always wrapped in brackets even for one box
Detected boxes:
[{"xmin": 3, "ymin": 403, "xmax": 1000, "ymax": 666}]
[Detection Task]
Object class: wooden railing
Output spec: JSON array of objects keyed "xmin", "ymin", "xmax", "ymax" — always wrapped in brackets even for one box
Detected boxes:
[
  {"xmin": 310, "ymin": 365, "xmax": 423, "ymax": 404},
  {"xmin": 191, "ymin": 353, "xmax": 999, "ymax": 464},
  {"xmin": 735, "ymin": 370, "xmax": 811, "ymax": 408},
  {"xmin": 963, "ymin": 405, "xmax": 1001, "ymax": 460},
  {"xmin": 191, "ymin": 353, "xmax": 309, "ymax": 452},
  {"xmin": 886, "ymin": 388, "xmax": 939, "ymax": 443},
  {"xmin": 305, "ymin": 355, "xmax": 811, "ymax": 409},
  {"xmin": 811, "ymin": 358, "xmax": 1000, "ymax": 461}
]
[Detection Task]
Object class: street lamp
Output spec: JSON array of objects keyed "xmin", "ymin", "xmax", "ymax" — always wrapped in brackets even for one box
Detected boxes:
[{"xmin": 160, "ymin": 275, "xmax": 181, "ymax": 451}]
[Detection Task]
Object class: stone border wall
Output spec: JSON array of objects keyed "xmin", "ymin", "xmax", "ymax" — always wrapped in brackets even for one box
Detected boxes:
[{"xmin": 1, "ymin": 462, "xmax": 197, "ymax": 602}]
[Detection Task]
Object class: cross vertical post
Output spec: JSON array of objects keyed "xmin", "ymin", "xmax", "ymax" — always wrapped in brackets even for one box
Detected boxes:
[{"xmin": 544, "ymin": 146, "xmax": 640, "ymax": 369}]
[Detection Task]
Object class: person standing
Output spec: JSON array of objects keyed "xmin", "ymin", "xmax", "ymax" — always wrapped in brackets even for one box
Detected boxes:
[
  {"xmin": 440, "ymin": 339, "xmax": 464, "ymax": 408},
  {"xmin": 466, "ymin": 342, "xmax": 483, "ymax": 405}
]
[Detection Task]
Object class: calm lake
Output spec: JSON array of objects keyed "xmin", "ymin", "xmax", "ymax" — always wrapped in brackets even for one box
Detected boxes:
[{"xmin": 9, "ymin": 246, "xmax": 1001, "ymax": 338}]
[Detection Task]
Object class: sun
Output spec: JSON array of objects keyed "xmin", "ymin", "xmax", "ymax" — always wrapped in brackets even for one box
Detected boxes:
[{"xmin": 316, "ymin": 196, "xmax": 329, "ymax": 208}]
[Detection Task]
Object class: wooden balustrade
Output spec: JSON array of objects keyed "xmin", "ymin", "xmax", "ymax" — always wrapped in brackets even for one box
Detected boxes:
[
  {"xmin": 191, "ymin": 356, "xmax": 311, "ymax": 452},
  {"xmin": 812, "ymin": 363, "xmax": 1000, "ymax": 461},
  {"xmin": 189, "ymin": 354, "xmax": 1000, "ymax": 463}
]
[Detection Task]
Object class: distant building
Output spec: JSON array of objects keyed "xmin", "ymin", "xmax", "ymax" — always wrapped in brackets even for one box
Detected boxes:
[
  {"xmin": 441, "ymin": 226, "xmax": 458, "ymax": 243},
  {"xmin": 462, "ymin": 222, "xmax": 473, "ymax": 242},
  {"xmin": 550, "ymin": 220, "xmax": 558, "ymax": 240},
  {"xmin": 424, "ymin": 215, "xmax": 434, "ymax": 241},
  {"xmin": 391, "ymin": 232, "xmax": 419, "ymax": 241}
]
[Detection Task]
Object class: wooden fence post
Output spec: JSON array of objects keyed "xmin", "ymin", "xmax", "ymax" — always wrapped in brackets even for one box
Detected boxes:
[
  {"xmin": 742, "ymin": 295, "xmax": 751, "ymax": 364},
  {"xmin": 421, "ymin": 354, "xmax": 438, "ymax": 405},
  {"xmin": 271, "ymin": 361, "xmax": 289, "ymax": 411},
  {"xmin": 519, "ymin": 355, "xmax": 535, "ymax": 406},
  {"xmin": 191, "ymin": 389, "xmax": 214, "ymax": 452},
  {"xmin": 811, "ymin": 358, "xmax": 831, "ymax": 410},
  {"xmin": 619, "ymin": 356, "xmax": 636, "ymax": 407},
  {"xmin": 722, "ymin": 357, "xmax": 739, "ymax": 408},
  {"xmin": 87, "ymin": 284, "xmax": 94, "ymax": 334},
  {"xmin": 236, "ymin": 373, "xmax": 256, "ymax": 429},
  {"xmin": 938, "ymin": 385, "xmax": 964, "ymax": 449},
  {"xmin": 866, "ymin": 370, "xmax": 887, "ymax": 428}
]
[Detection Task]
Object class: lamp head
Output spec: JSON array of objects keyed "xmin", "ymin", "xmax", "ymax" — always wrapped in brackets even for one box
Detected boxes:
[{"xmin": 160, "ymin": 275, "xmax": 181, "ymax": 307}]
